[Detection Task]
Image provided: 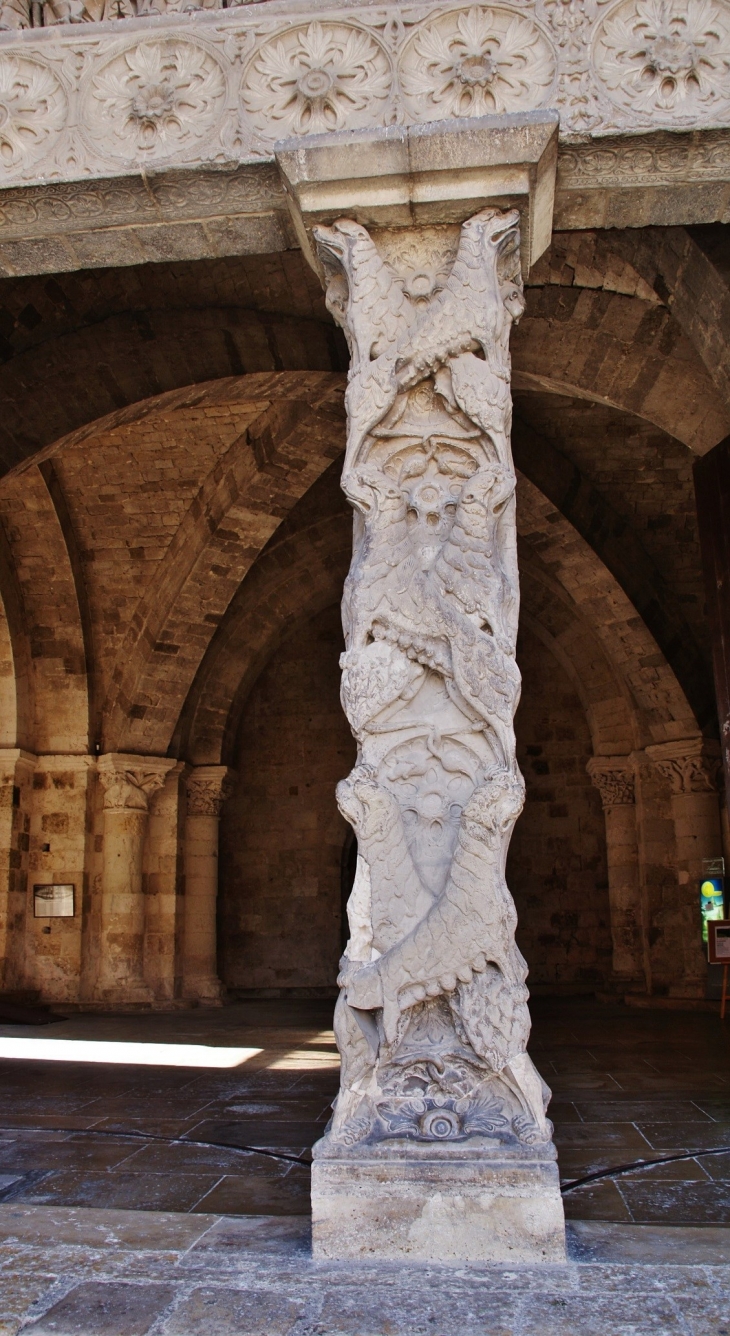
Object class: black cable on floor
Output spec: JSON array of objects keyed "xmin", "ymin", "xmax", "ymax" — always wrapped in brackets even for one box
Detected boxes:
[
  {"xmin": 4, "ymin": 1125, "xmax": 729, "ymax": 1190},
  {"xmin": 0, "ymin": 1124, "xmax": 313, "ymax": 1167},
  {"xmin": 561, "ymin": 1145, "xmax": 730, "ymax": 1192}
]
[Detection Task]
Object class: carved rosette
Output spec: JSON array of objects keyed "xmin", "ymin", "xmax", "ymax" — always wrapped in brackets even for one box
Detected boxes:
[
  {"xmin": 586, "ymin": 757, "xmax": 635, "ymax": 809},
  {"xmin": 85, "ymin": 39, "xmax": 227, "ymax": 161},
  {"xmin": 98, "ymin": 754, "xmax": 175, "ymax": 812},
  {"xmin": 186, "ymin": 766, "xmax": 236, "ymax": 818},
  {"xmin": 399, "ymin": 5, "xmax": 557, "ymax": 121},
  {"xmin": 311, "ymin": 209, "xmax": 557, "ymax": 1159},
  {"xmin": 593, "ymin": 0, "xmax": 730, "ymax": 124},
  {"xmin": 0, "ymin": 55, "xmax": 66, "ymax": 170},
  {"xmin": 241, "ymin": 21, "xmax": 392, "ymax": 139},
  {"xmin": 646, "ymin": 740, "xmax": 722, "ymax": 795}
]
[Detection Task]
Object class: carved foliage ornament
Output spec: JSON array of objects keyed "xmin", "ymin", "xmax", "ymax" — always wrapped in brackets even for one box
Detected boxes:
[
  {"xmin": 399, "ymin": 5, "xmax": 557, "ymax": 120},
  {"xmin": 587, "ymin": 762, "xmax": 635, "ymax": 808},
  {"xmin": 241, "ymin": 21, "xmax": 392, "ymax": 139},
  {"xmin": 88, "ymin": 39, "xmax": 226, "ymax": 159},
  {"xmin": 594, "ymin": 0, "xmax": 730, "ymax": 122},
  {"xmin": 186, "ymin": 771, "xmax": 236, "ymax": 817},
  {"xmin": 0, "ymin": 55, "xmax": 65, "ymax": 169},
  {"xmin": 99, "ymin": 765, "xmax": 169, "ymax": 812}
]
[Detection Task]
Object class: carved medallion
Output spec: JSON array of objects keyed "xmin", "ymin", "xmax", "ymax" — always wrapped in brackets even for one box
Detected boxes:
[
  {"xmin": 85, "ymin": 39, "xmax": 226, "ymax": 160},
  {"xmin": 399, "ymin": 5, "xmax": 557, "ymax": 121},
  {"xmin": 241, "ymin": 21, "xmax": 392, "ymax": 139},
  {"xmin": 593, "ymin": 0, "xmax": 730, "ymax": 122},
  {"xmin": 0, "ymin": 55, "xmax": 66, "ymax": 172}
]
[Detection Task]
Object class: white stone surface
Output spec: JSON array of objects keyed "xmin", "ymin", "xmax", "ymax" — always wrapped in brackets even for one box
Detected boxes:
[
  {"xmin": 307, "ymin": 199, "xmax": 564, "ymax": 1260},
  {"xmin": 312, "ymin": 1153, "xmax": 566, "ymax": 1262}
]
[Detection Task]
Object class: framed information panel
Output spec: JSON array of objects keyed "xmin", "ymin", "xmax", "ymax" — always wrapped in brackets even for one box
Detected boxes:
[
  {"xmin": 708, "ymin": 920, "xmax": 730, "ymax": 964},
  {"xmin": 33, "ymin": 884, "xmax": 74, "ymax": 918}
]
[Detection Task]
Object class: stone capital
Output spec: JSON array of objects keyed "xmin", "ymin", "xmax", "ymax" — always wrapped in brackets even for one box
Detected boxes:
[
  {"xmin": 186, "ymin": 766, "xmax": 237, "ymax": 818},
  {"xmin": 586, "ymin": 757, "xmax": 635, "ymax": 809},
  {"xmin": 276, "ymin": 113, "xmax": 559, "ymax": 279},
  {"xmin": 97, "ymin": 753, "xmax": 177, "ymax": 813},
  {"xmin": 645, "ymin": 738, "xmax": 722, "ymax": 795}
]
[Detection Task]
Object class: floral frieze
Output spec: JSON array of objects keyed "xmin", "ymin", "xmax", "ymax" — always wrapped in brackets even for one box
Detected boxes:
[{"xmin": 0, "ymin": 0, "xmax": 728, "ymax": 187}]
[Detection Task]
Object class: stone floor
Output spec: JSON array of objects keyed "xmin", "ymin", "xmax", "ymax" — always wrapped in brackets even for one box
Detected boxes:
[{"xmin": 0, "ymin": 997, "xmax": 728, "ymax": 1333}]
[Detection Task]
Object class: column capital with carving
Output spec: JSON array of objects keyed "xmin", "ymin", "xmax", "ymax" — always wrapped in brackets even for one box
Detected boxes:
[
  {"xmin": 645, "ymin": 738, "xmax": 722, "ymax": 795},
  {"xmin": 97, "ymin": 753, "xmax": 177, "ymax": 813},
  {"xmin": 186, "ymin": 766, "xmax": 237, "ymax": 818},
  {"xmin": 586, "ymin": 756, "xmax": 635, "ymax": 809}
]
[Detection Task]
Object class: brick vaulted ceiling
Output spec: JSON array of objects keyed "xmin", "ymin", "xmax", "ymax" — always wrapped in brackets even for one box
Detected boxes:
[{"xmin": 0, "ymin": 231, "xmax": 723, "ymax": 759}]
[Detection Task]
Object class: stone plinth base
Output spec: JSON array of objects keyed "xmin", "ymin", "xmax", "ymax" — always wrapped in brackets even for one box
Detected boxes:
[{"xmin": 311, "ymin": 1144, "xmax": 566, "ymax": 1263}]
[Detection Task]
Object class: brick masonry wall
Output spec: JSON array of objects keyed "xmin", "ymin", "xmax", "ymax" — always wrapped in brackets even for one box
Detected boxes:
[{"xmin": 218, "ymin": 609, "xmax": 611, "ymax": 994}]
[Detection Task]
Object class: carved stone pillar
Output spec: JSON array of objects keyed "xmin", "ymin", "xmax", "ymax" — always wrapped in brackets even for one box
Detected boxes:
[
  {"xmin": 646, "ymin": 738, "xmax": 723, "ymax": 994},
  {"xmin": 183, "ymin": 766, "xmax": 236, "ymax": 1005},
  {"xmin": 586, "ymin": 757, "xmax": 644, "ymax": 985},
  {"xmin": 96, "ymin": 754, "xmax": 176, "ymax": 1005},
  {"xmin": 278, "ymin": 119, "xmax": 564, "ymax": 1264}
]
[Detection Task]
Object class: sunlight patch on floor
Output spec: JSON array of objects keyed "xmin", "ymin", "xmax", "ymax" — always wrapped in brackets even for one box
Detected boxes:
[{"xmin": 0, "ymin": 1038, "xmax": 263, "ymax": 1067}]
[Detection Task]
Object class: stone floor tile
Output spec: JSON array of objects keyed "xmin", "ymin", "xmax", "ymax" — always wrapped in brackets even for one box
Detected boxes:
[
  {"xmin": 636, "ymin": 1124, "xmax": 730, "ymax": 1151},
  {"xmin": 0, "ymin": 1141, "xmax": 140, "ymax": 1172},
  {"xmin": 616, "ymin": 1157, "xmax": 713, "ymax": 1182},
  {"xmin": 188, "ymin": 1119, "xmax": 323, "ymax": 1148},
  {"xmin": 182, "ymin": 1213, "xmax": 311, "ymax": 1263},
  {"xmin": 562, "ymin": 1180, "xmax": 634, "ymax": 1221},
  {"xmin": 697, "ymin": 1152, "xmax": 730, "ymax": 1180},
  {"xmin": 315, "ymin": 1283, "xmax": 520, "ymax": 1335},
  {"xmin": 0, "ymin": 1270, "xmax": 58, "ymax": 1336},
  {"xmin": 0, "ymin": 1204, "xmax": 217, "ymax": 1250},
  {"xmin": 675, "ymin": 1293, "xmax": 730, "ymax": 1336},
  {"xmin": 572, "ymin": 1101, "xmax": 715, "ymax": 1123},
  {"xmin": 7, "ymin": 1171, "xmax": 223, "ymax": 1214},
  {"xmin": 190, "ymin": 1169, "xmax": 311, "ymax": 1216},
  {"xmin": 160, "ymin": 1285, "xmax": 305, "ymax": 1335},
  {"xmin": 515, "ymin": 1292, "xmax": 685, "ymax": 1335},
  {"xmin": 115, "ymin": 1142, "xmax": 270, "ymax": 1174},
  {"xmin": 21, "ymin": 1281, "xmax": 178, "ymax": 1335},
  {"xmin": 618, "ymin": 1182, "xmax": 730, "ymax": 1225},
  {"xmin": 553, "ymin": 1123, "xmax": 652, "ymax": 1150}
]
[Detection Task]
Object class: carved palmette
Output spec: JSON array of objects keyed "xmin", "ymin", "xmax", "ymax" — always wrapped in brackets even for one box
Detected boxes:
[{"xmin": 315, "ymin": 210, "xmax": 553, "ymax": 1150}]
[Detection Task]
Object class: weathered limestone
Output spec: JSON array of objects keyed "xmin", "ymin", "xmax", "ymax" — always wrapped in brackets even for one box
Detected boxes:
[
  {"xmin": 183, "ymin": 766, "xmax": 236, "ymax": 1005},
  {"xmin": 288, "ymin": 123, "xmax": 564, "ymax": 1260},
  {"xmin": 96, "ymin": 754, "xmax": 176, "ymax": 1006},
  {"xmin": 587, "ymin": 756, "xmax": 644, "ymax": 987}
]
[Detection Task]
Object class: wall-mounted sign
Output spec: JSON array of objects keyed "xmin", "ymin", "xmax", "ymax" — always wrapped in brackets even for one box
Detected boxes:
[
  {"xmin": 708, "ymin": 920, "xmax": 730, "ymax": 965},
  {"xmin": 33, "ymin": 884, "xmax": 74, "ymax": 918},
  {"xmin": 701, "ymin": 858, "xmax": 726, "ymax": 945}
]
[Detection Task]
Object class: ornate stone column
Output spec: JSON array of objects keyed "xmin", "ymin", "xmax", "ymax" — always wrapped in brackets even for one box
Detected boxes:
[
  {"xmin": 96, "ymin": 754, "xmax": 176, "ymax": 1005},
  {"xmin": 586, "ymin": 756, "xmax": 644, "ymax": 986},
  {"xmin": 183, "ymin": 765, "xmax": 236, "ymax": 1005},
  {"xmin": 646, "ymin": 738, "xmax": 723, "ymax": 995},
  {"xmin": 278, "ymin": 117, "xmax": 564, "ymax": 1263}
]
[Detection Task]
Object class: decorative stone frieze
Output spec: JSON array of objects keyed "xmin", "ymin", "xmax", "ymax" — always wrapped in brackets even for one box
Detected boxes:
[
  {"xmin": 0, "ymin": 0, "xmax": 730, "ymax": 195},
  {"xmin": 299, "ymin": 128, "xmax": 564, "ymax": 1256},
  {"xmin": 586, "ymin": 756, "xmax": 635, "ymax": 809},
  {"xmin": 646, "ymin": 738, "xmax": 722, "ymax": 795}
]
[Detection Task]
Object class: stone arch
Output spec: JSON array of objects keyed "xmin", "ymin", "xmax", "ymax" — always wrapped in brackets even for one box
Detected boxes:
[
  {"xmin": 516, "ymin": 471, "xmax": 699, "ymax": 745},
  {"xmin": 512, "ymin": 285, "xmax": 729, "ymax": 453},
  {"xmin": 177, "ymin": 459, "xmax": 699, "ymax": 776}
]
